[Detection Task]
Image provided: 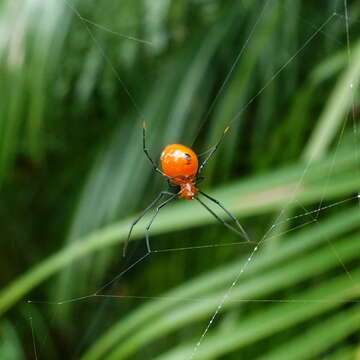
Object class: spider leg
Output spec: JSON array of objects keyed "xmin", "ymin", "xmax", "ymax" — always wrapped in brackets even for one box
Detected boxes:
[
  {"xmin": 198, "ymin": 126, "xmax": 229, "ymax": 174},
  {"xmin": 123, "ymin": 190, "xmax": 174, "ymax": 257},
  {"xmin": 145, "ymin": 192, "xmax": 178, "ymax": 252},
  {"xmin": 196, "ymin": 194, "xmax": 250, "ymax": 242},
  {"xmin": 196, "ymin": 175, "xmax": 205, "ymax": 184},
  {"xmin": 197, "ymin": 147, "xmax": 217, "ymax": 158},
  {"xmin": 142, "ymin": 120, "xmax": 168, "ymax": 177},
  {"xmin": 199, "ymin": 190, "xmax": 250, "ymax": 242},
  {"xmin": 167, "ymin": 179, "xmax": 180, "ymax": 189}
]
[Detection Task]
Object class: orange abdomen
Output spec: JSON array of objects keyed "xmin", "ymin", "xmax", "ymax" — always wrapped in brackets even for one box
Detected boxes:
[{"xmin": 161, "ymin": 144, "xmax": 199, "ymax": 184}]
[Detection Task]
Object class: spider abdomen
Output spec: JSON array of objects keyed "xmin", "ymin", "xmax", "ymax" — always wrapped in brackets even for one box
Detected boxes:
[{"xmin": 161, "ymin": 144, "xmax": 198, "ymax": 184}]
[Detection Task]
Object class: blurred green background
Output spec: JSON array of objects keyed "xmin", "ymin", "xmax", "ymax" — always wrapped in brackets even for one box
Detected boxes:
[{"xmin": 1, "ymin": 0, "xmax": 360, "ymax": 359}]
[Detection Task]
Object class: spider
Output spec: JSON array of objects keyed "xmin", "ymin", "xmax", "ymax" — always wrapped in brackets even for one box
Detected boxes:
[{"xmin": 123, "ymin": 121, "xmax": 250, "ymax": 256}]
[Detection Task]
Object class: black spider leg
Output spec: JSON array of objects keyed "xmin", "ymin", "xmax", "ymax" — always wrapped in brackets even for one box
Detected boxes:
[
  {"xmin": 123, "ymin": 191, "xmax": 174, "ymax": 257},
  {"xmin": 198, "ymin": 126, "xmax": 229, "ymax": 175},
  {"xmin": 196, "ymin": 176, "xmax": 205, "ymax": 185},
  {"xmin": 145, "ymin": 192, "xmax": 179, "ymax": 252},
  {"xmin": 195, "ymin": 195, "xmax": 251, "ymax": 243},
  {"xmin": 142, "ymin": 120, "xmax": 168, "ymax": 177},
  {"xmin": 199, "ymin": 190, "xmax": 250, "ymax": 242},
  {"xmin": 167, "ymin": 179, "xmax": 180, "ymax": 189}
]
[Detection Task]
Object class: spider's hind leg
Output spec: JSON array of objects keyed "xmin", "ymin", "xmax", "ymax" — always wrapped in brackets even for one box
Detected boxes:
[
  {"xmin": 197, "ymin": 190, "xmax": 250, "ymax": 243},
  {"xmin": 145, "ymin": 192, "xmax": 178, "ymax": 252},
  {"xmin": 123, "ymin": 190, "xmax": 174, "ymax": 257},
  {"xmin": 167, "ymin": 179, "xmax": 180, "ymax": 191}
]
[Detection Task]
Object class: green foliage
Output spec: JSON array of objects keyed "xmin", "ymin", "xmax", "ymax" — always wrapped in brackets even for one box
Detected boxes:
[{"xmin": 1, "ymin": 0, "xmax": 360, "ymax": 359}]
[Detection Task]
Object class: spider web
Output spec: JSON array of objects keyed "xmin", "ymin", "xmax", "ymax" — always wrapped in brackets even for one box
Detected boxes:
[{"xmin": 24, "ymin": 0, "xmax": 360, "ymax": 359}]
